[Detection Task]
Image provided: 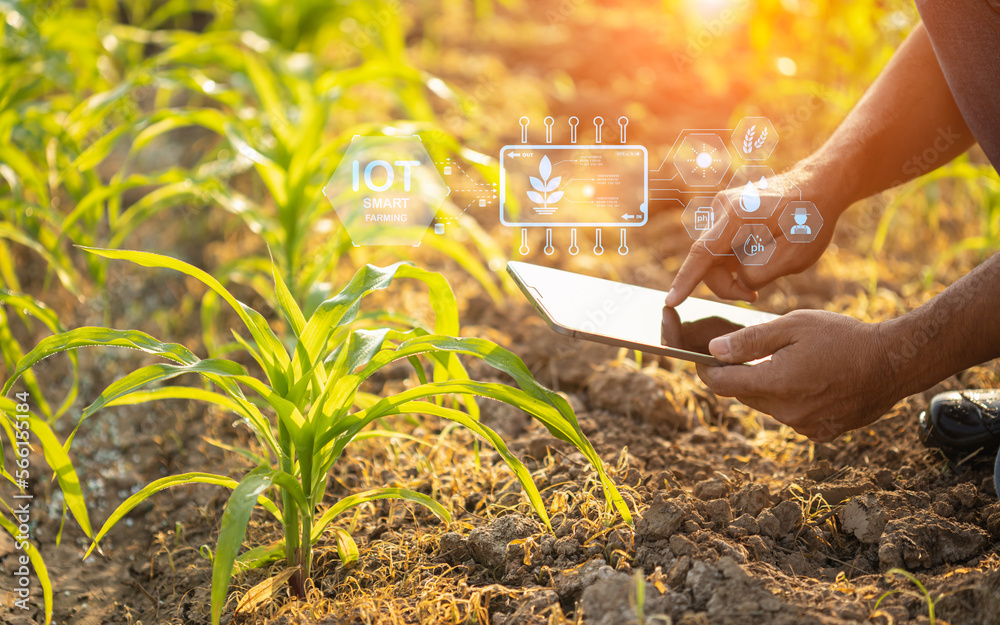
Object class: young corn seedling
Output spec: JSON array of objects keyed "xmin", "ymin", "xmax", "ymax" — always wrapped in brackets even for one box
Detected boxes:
[{"xmin": 4, "ymin": 247, "xmax": 631, "ymax": 625}]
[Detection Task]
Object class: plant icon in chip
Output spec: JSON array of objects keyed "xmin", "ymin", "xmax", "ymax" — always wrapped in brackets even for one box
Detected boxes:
[{"xmin": 528, "ymin": 156, "xmax": 563, "ymax": 215}]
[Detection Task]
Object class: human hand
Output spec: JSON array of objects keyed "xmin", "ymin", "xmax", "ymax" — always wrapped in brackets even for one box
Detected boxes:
[
  {"xmin": 665, "ymin": 169, "xmax": 844, "ymax": 307},
  {"xmin": 695, "ymin": 309, "xmax": 900, "ymax": 441}
]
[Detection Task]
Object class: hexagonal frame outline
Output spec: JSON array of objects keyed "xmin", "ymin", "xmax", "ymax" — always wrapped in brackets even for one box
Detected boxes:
[
  {"xmin": 723, "ymin": 165, "xmax": 784, "ymax": 220},
  {"xmin": 323, "ymin": 134, "xmax": 446, "ymax": 247},
  {"xmin": 779, "ymin": 200, "xmax": 824, "ymax": 243},
  {"xmin": 673, "ymin": 132, "xmax": 733, "ymax": 188},
  {"xmin": 731, "ymin": 224, "xmax": 776, "ymax": 266},
  {"xmin": 731, "ymin": 117, "xmax": 778, "ymax": 161}
]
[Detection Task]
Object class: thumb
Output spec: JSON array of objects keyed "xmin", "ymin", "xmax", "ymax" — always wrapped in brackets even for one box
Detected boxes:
[{"xmin": 708, "ymin": 318, "xmax": 794, "ymax": 364}]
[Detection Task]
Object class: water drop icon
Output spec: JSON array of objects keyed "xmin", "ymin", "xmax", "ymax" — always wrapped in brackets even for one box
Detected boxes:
[
  {"xmin": 743, "ymin": 233, "xmax": 763, "ymax": 256},
  {"xmin": 740, "ymin": 181, "xmax": 761, "ymax": 213},
  {"xmin": 757, "ymin": 176, "xmax": 768, "ymax": 190}
]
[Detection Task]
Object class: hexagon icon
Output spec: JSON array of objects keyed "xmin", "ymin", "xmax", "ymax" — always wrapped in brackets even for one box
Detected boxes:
[
  {"xmin": 323, "ymin": 135, "xmax": 446, "ymax": 246},
  {"xmin": 778, "ymin": 200, "xmax": 823, "ymax": 243},
  {"xmin": 731, "ymin": 117, "xmax": 778, "ymax": 161},
  {"xmin": 724, "ymin": 165, "xmax": 784, "ymax": 220},
  {"xmin": 673, "ymin": 133, "xmax": 732, "ymax": 187},
  {"xmin": 731, "ymin": 224, "xmax": 775, "ymax": 266},
  {"xmin": 681, "ymin": 197, "xmax": 723, "ymax": 241}
]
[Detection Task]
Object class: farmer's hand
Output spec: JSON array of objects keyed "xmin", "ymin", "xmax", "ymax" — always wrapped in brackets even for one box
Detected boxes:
[
  {"xmin": 695, "ymin": 309, "xmax": 901, "ymax": 441},
  {"xmin": 665, "ymin": 168, "xmax": 846, "ymax": 307}
]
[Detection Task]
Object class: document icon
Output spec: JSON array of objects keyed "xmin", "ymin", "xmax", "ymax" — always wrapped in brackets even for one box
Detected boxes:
[{"xmin": 694, "ymin": 206, "xmax": 714, "ymax": 231}]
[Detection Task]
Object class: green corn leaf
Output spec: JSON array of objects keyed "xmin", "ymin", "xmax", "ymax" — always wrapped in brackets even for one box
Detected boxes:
[
  {"xmin": 108, "ymin": 181, "xmax": 200, "ymax": 248},
  {"xmin": 0, "ymin": 223, "xmax": 80, "ymax": 296},
  {"xmin": 129, "ymin": 108, "xmax": 228, "ymax": 153},
  {"xmin": 309, "ymin": 334, "xmax": 631, "ymax": 525},
  {"xmin": 294, "ymin": 263, "xmax": 411, "ymax": 380},
  {"xmin": 0, "ymin": 143, "xmax": 49, "ymax": 206},
  {"xmin": 104, "ymin": 386, "xmax": 245, "ymax": 414},
  {"xmin": 81, "ymin": 359, "xmax": 247, "ymax": 421},
  {"xmin": 70, "ymin": 124, "xmax": 132, "ymax": 172},
  {"xmin": 27, "ymin": 415, "xmax": 93, "ymax": 539},
  {"xmin": 84, "ymin": 472, "xmax": 282, "ymax": 561},
  {"xmin": 417, "ymin": 234, "xmax": 503, "ymax": 303},
  {"xmin": 199, "ymin": 373, "xmax": 281, "ymax": 457},
  {"xmin": 231, "ymin": 375, "xmax": 306, "ymax": 436},
  {"xmin": 328, "ymin": 527, "xmax": 359, "ymax": 565},
  {"xmin": 88, "ymin": 358, "xmax": 279, "ymax": 461},
  {"xmin": 3, "ymin": 327, "xmax": 199, "ymax": 398},
  {"xmin": 0, "ymin": 291, "xmax": 79, "ymax": 420},
  {"xmin": 393, "ymin": 265, "xmax": 459, "ymax": 336},
  {"xmin": 326, "ymin": 399, "xmax": 549, "ymax": 528},
  {"xmin": 271, "ymin": 260, "xmax": 306, "ymax": 338},
  {"xmin": 212, "ymin": 466, "xmax": 305, "ymax": 625},
  {"xmin": 0, "ymin": 509, "xmax": 52, "ymax": 625},
  {"xmin": 71, "ymin": 359, "xmax": 247, "ymax": 447},
  {"xmin": 59, "ymin": 171, "xmax": 191, "ymax": 245},
  {"xmin": 79, "ymin": 247, "xmax": 291, "ymax": 394},
  {"xmin": 352, "ymin": 429, "xmax": 434, "ymax": 447},
  {"xmin": 234, "ymin": 541, "xmax": 285, "ymax": 573},
  {"xmin": 241, "ymin": 51, "xmax": 293, "ymax": 148},
  {"xmin": 312, "ymin": 488, "xmax": 451, "ymax": 543},
  {"xmin": 201, "ymin": 436, "xmax": 269, "ymax": 467},
  {"xmin": 229, "ymin": 329, "xmax": 271, "ymax": 380},
  {"xmin": 0, "ymin": 307, "xmax": 50, "ymax": 420},
  {"xmin": 0, "ymin": 398, "xmax": 92, "ymax": 540},
  {"xmin": 222, "ymin": 121, "xmax": 288, "ymax": 208}
]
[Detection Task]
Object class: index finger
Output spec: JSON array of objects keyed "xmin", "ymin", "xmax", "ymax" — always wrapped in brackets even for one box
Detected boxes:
[
  {"xmin": 667, "ymin": 248, "xmax": 757, "ymax": 306},
  {"xmin": 665, "ymin": 242, "xmax": 716, "ymax": 307}
]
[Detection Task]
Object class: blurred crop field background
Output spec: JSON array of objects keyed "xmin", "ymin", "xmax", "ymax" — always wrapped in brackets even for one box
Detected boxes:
[{"xmin": 2, "ymin": 0, "xmax": 1000, "ymax": 624}]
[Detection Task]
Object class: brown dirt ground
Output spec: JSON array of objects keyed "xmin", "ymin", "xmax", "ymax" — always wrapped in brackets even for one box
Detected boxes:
[
  {"xmin": 3, "ymin": 1, "xmax": 1000, "ymax": 623},
  {"xmin": 2, "ymin": 215, "xmax": 999, "ymax": 625}
]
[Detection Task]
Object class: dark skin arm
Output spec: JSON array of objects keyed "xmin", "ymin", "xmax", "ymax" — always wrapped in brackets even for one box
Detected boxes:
[
  {"xmin": 699, "ymin": 254, "xmax": 1000, "ymax": 441},
  {"xmin": 667, "ymin": 24, "xmax": 990, "ymax": 441},
  {"xmin": 666, "ymin": 23, "xmax": 975, "ymax": 306}
]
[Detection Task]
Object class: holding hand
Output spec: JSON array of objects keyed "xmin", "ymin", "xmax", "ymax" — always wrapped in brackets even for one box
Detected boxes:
[{"xmin": 696, "ymin": 310, "xmax": 901, "ymax": 441}]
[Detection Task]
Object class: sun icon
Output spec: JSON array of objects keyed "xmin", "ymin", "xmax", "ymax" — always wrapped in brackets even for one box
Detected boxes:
[
  {"xmin": 684, "ymin": 142, "xmax": 721, "ymax": 180},
  {"xmin": 672, "ymin": 132, "xmax": 732, "ymax": 187}
]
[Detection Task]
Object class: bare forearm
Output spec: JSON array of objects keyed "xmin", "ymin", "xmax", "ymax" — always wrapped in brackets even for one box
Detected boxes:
[
  {"xmin": 796, "ymin": 23, "xmax": 975, "ymax": 213},
  {"xmin": 881, "ymin": 253, "xmax": 1000, "ymax": 397}
]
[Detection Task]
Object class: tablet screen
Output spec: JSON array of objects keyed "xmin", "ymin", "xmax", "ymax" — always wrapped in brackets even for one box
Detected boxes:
[{"xmin": 507, "ymin": 261, "xmax": 778, "ymax": 360}]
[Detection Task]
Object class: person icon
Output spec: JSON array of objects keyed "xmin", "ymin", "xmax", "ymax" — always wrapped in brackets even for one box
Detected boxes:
[{"xmin": 790, "ymin": 205, "xmax": 811, "ymax": 235}]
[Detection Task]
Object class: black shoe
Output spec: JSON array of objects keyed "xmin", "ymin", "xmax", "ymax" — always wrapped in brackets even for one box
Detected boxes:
[
  {"xmin": 918, "ymin": 390, "xmax": 1000, "ymax": 459},
  {"xmin": 995, "ymin": 446, "xmax": 1000, "ymax": 497}
]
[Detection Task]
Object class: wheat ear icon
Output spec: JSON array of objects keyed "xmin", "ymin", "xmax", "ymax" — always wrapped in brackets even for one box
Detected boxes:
[
  {"xmin": 742, "ymin": 125, "xmax": 769, "ymax": 154},
  {"xmin": 754, "ymin": 127, "xmax": 767, "ymax": 148},
  {"xmin": 742, "ymin": 125, "xmax": 756, "ymax": 153}
]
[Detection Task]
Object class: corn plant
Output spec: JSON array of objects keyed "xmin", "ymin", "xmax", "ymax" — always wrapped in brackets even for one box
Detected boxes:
[
  {"xmin": 0, "ymin": 287, "xmax": 92, "ymax": 625},
  {"xmin": 0, "ymin": 396, "xmax": 96, "ymax": 625},
  {"xmin": 3, "ymin": 247, "xmax": 631, "ymax": 624}
]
